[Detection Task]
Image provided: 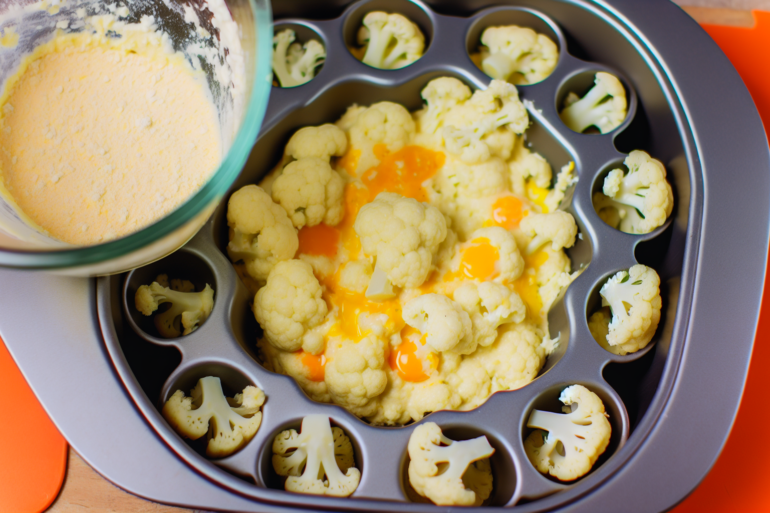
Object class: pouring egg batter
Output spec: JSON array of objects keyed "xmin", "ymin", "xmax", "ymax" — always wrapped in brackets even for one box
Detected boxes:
[
  {"xmin": 0, "ymin": 17, "xmax": 221, "ymax": 245},
  {"xmin": 229, "ymin": 77, "xmax": 579, "ymax": 425}
]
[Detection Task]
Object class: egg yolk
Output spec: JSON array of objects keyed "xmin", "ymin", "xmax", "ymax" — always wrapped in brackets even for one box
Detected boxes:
[
  {"xmin": 527, "ymin": 181, "xmax": 550, "ymax": 213},
  {"xmin": 362, "ymin": 145, "xmax": 445, "ymax": 202},
  {"xmin": 297, "ymin": 223, "xmax": 340, "ymax": 257},
  {"xmin": 390, "ymin": 326, "xmax": 439, "ymax": 382},
  {"xmin": 324, "ymin": 274, "xmax": 404, "ymax": 341},
  {"xmin": 299, "ymin": 351, "xmax": 326, "ymax": 382},
  {"xmin": 492, "ymin": 195, "xmax": 525, "ymax": 229},
  {"xmin": 338, "ymin": 148, "xmax": 361, "ymax": 175},
  {"xmin": 512, "ymin": 250, "xmax": 550, "ymax": 320},
  {"xmin": 459, "ymin": 238, "xmax": 499, "ymax": 281}
]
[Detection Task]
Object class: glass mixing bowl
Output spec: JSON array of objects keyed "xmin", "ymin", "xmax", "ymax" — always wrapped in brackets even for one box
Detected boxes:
[{"xmin": 0, "ymin": 0, "xmax": 272, "ymax": 275}]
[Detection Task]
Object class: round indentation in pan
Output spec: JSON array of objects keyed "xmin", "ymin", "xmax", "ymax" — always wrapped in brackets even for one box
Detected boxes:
[
  {"xmin": 272, "ymin": 22, "xmax": 327, "ymax": 88},
  {"xmin": 160, "ymin": 361, "xmax": 264, "ymax": 459},
  {"xmin": 520, "ymin": 382, "xmax": 627, "ymax": 484},
  {"xmin": 556, "ymin": 68, "xmax": 635, "ymax": 135},
  {"xmin": 258, "ymin": 416, "xmax": 365, "ymax": 493},
  {"xmin": 465, "ymin": 6, "xmax": 563, "ymax": 86},
  {"xmin": 342, "ymin": 0, "xmax": 434, "ymax": 69},
  {"xmin": 400, "ymin": 423, "xmax": 516, "ymax": 506},
  {"xmin": 123, "ymin": 248, "xmax": 218, "ymax": 343}
]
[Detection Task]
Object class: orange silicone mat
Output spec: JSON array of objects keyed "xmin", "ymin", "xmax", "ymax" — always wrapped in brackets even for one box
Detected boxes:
[
  {"xmin": 0, "ymin": 337, "xmax": 67, "ymax": 513},
  {"xmin": 674, "ymin": 11, "xmax": 770, "ymax": 513}
]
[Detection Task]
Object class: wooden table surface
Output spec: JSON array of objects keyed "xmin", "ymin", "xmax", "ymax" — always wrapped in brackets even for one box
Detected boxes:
[{"xmin": 41, "ymin": 3, "xmax": 758, "ymax": 512}]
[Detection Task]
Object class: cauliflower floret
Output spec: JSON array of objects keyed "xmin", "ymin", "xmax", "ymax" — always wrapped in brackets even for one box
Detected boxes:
[
  {"xmin": 464, "ymin": 226, "xmax": 525, "ymax": 283},
  {"xmin": 477, "ymin": 25, "xmax": 558, "ymax": 85},
  {"xmin": 285, "ymin": 124, "xmax": 348, "ymax": 161},
  {"xmin": 408, "ymin": 422, "xmax": 495, "ymax": 506},
  {"xmin": 227, "ymin": 185, "xmax": 299, "ymax": 283},
  {"xmin": 594, "ymin": 264, "xmax": 662, "ymax": 354},
  {"xmin": 437, "ymin": 157, "xmax": 509, "ymax": 200},
  {"xmin": 454, "ymin": 281, "xmax": 526, "ymax": 348},
  {"xmin": 524, "ymin": 384, "xmax": 611, "ymax": 481},
  {"xmin": 594, "ymin": 150, "xmax": 674, "ymax": 234},
  {"xmin": 258, "ymin": 340, "xmax": 330, "ymax": 402},
  {"xmin": 402, "ymin": 293, "xmax": 473, "ymax": 354},
  {"xmin": 510, "ymin": 145, "xmax": 552, "ymax": 196},
  {"xmin": 356, "ymin": 11, "xmax": 425, "ymax": 70},
  {"xmin": 325, "ymin": 334, "xmax": 388, "ymax": 417},
  {"xmin": 415, "ymin": 77, "xmax": 473, "ymax": 136},
  {"xmin": 345, "ymin": 102, "xmax": 416, "ymax": 174},
  {"xmin": 271, "ymin": 158, "xmax": 345, "ymax": 229},
  {"xmin": 135, "ymin": 281, "xmax": 214, "ymax": 338},
  {"xmin": 272, "ymin": 415, "xmax": 361, "ymax": 496},
  {"xmin": 254, "ymin": 260, "xmax": 328, "ymax": 354},
  {"xmin": 542, "ymin": 161, "xmax": 578, "ymax": 213},
  {"xmin": 272, "ymin": 29, "xmax": 326, "ymax": 88},
  {"xmin": 339, "ymin": 260, "xmax": 374, "ymax": 294},
  {"xmin": 162, "ymin": 376, "xmax": 265, "ymax": 458},
  {"xmin": 519, "ymin": 211, "xmax": 578, "ymax": 255},
  {"xmin": 354, "ymin": 192, "xmax": 447, "ymax": 288},
  {"xmin": 442, "ymin": 80, "xmax": 529, "ymax": 164},
  {"xmin": 560, "ymin": 72, "xmax": 627, "ymax": 134},
  {"xmin": 406, "ymin": 381, "xmax": 462, "ymax": 422}
]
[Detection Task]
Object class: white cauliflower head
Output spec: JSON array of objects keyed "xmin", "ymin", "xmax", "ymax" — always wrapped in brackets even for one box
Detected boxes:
[
  {"xmin": 408, "ymin": 422, "xmax": 495, "ymax": 506},
  {"xmin": 560, "ymin": 72, "xmax": 627, "ymax": 134},
  {"xmin": 519, "ymin": 211, "xmax": 578, "ymax": 255},
  {"xmin": 272, "ymin": 415, "xmax": 360, "ymax": 497},
  {"xmin": 348, "ymin": 101, "xmax": 416, "ymax": 155},
  {"xmin": 402, "ymin": 293, "xmax": 474, "ymax": 354},
  {"xmin": 227, "ymin": 185, "xmax": 299, "ymax": 283},
  {"xmin": 479, "ymin": 25, "xmax": 559, "ymax": 85},
  {"xmin": 135, "ymin": 281, "xmax": 214, "ymax": 338},
  {"xmin": 454, "ymin": 281, "xmax": 526, "ymax": 349},
  {"xmin": 357, "ymin": 11, "xmax": 425, "ymax": 70},
  {"xmin": 162, "ymin": 376, "xmax": 265, "ymax": 458},
  {"xmin": 437, "ymin": 157, "xmax": 509, "ymax": 200},
  {"xmin": 272, "ymin": 29, "xmax": 326, "ymax": 88},
  {"xmin": 462, "ymin": 226, "xmax": 525, "ymax": 283},
  {"xmin": 285, "ymin": 123, "xmax": 348, "ymax": 161},
  {"xmin": 254, "ymin": 260, "xmax": 328, "ymax": 353},
  {"xmin": 595, "ymin": 150, "xmax": 674, "ymax": 234},
  {"xmin": 325, "ymin": 334, "xmax": 388, "ymax": 418},
  {"xmin": 271, "ymin": 157, "xmax": 345, "ymax": 229},
  {"xmin": 417, "ymin": 77, "xmax": 473, "ymax": 135},
  {"xmin": 354, "ymin": 192, "xmax": 447, "ymax": 289},
  {"xmin": 597, "ymin": 264, "xmax": 662, "ymax": 354},
  {"xmin": 524, "ymin": 384, "xmax": 612, "ymax": 481}
]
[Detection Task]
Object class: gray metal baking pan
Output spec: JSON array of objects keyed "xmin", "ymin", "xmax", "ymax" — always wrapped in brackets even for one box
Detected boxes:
[{"xmin": 0, "ymin": 0, "xmax": 767, "ymax": 512}]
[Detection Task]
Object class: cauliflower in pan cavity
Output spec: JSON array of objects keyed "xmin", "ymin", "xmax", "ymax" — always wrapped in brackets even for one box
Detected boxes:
[
  {"xmin": 524, "ymin": 385, "xmax": 611, "ymax": 481},
  {"xmin": 344, "ymin": 102, "xmax": 416, "ymax": 175},
  {"xmin": 519, "ymin": 211, "xmax": 578, "ymax": 255},
  {"xmin": 403, "ymin": 293, "xmax": 474, "ymax": 354},
  {"xmin": 227, "ymin": 185, "xmax": 299, "ymax": 283},
  {"xmin": 442, "ymin": 80, "xmax": 530, "ymax": 164},
  {"xmin": 272, "ymin": 29, "xmax": 326, "ymax": 88},
  {"xmin": 325, "ymin": 334, "xmax": 388, "ymax": 418},
  {"xmin": 135, "ymin": 279, "xmax": 214, "ymax": 338},
  {"xmin": 272, "ymin": 415, "xmax": 360, "ymax": 497},
  {"xmin": 271, "ymin": 157, "xmax": 345, "ymax": 229},
  {"xmin": 285, "ymin": 123, "xmax": 348, "ymax": 162},
  {"xmin": 408, "ymin": 422, "xmax": 495, "ymax": 506},
  {"xmin": 155, "ymin": 274, "xmax": 195, "ymax": 292},
  {"xmin": 474, "ymin": 25, "xmax": 559, "ymax": 85},
  {"xmin": 593, "ymin": 150, "xmax": 674, "ymax": 234},
  {"xmin": 162, "ymin": 376, "xmax": 265, "ymax": 458},
  {"xmin": 354, "ymin": 192, "xmax": 447, "ymax": 289},
  {"xmin": 356, "ymin": 11, "xmax": 425, "ymax": 70},
  {"xmin": 560, "ymin": 72, "xmax": 627, "ymax": 134},
  {"xmin": 454, "ymin": 281, "xmax": 526, "ymax": 349},
  {"xmin": 258, "ymin": 340, "xmax": 331, "ymax": 403},
  {"xmin": 254, "ymin": 260, "xmax": 328, "ymax": 354},
  {"xmin": 589, "ymin": 264, "xmax": 662, "ymax": 355}
]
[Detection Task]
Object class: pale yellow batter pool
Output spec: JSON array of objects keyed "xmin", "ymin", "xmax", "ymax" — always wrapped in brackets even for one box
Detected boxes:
[{"xmin": 0, "ymin": 33, "xmax": 221, "ymax": 245}]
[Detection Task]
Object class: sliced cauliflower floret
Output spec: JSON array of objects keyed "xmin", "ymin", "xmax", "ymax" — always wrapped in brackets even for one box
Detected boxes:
[
  {"xmin": 408, "ymin": 422, "xmax": 495, "ymax": 506},
  {"xmin": 325, "ymin": 334, "xmax": 388, "ymax": 418},
  {"xmin": 272, "ymin": 29, "xmax": 326, "ymax": 88},
  {"xmin": 454, "ymin": 281, "xmax": 526, "ymax": 348},
  {"xmin": 593, "ymin": 264, "xmax": 662, "ymax": 354},
  {"xmin": 464, "ymin": 226, "xmax": 525, "ymax": 283},
  {"xmin": 357, "ymin": 11, "xmax": 425, "ymax": 70},
  {"xmin": 519, "ymin": 211, "xmax": 578, "ymax": 255},
  {"xmin": 416, "ymin": 77, "xmax": 473, "ymax": 136},
  {"xmin": 227, "ymin": 185, "xmax": 299, "ymax": 283},
  {"xmin": 402, "ymin": 293, "xmax": 473, "ymax": 354},
  {"xmin": 162, "ymin": 376, "xmax": 265, "ymax": 458},
  {"xmin": 560, "ymin": 72, "xmax": 627, "ymax": 134},
  {"xmin": 510, "ymin": 145, "xmax": 552, "ymax": 196},
  {"xmin": 254, "ymin": 260, "xmax": 328, "ymax": 354},
  {"xmin": 442, "ymin": 80, "xmax": 530, "ymax": 164},
  {"xmin": 272, "ymin": 415, "xmax": 361, "ymax": 496},
  {"xmin": 135, "ymin": 281, "xmax": 214, "ymax": 338},
  {"xmin": 354, "ymin": 192, "xmax": 447, "ymax": 288},
  {"xmin": 524, "ymin": 384, "xmax": 611, "ymax": 481},
  {"xmin": 271, "ymin": 158, "xmax": 345, "ymax": 229},
  {"xmin": 285, "ymin": 123, "xmax": 348, "ymax": 161},
  {"xmin": 594, "ymin": 150, "xmax": 674, "ymax": 234},
  {"xmin": 477, "ymin": 25, "xmax": 558, "ymax": 85}
]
